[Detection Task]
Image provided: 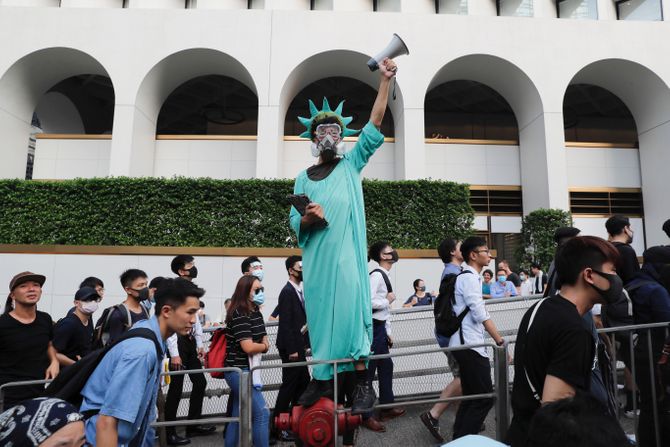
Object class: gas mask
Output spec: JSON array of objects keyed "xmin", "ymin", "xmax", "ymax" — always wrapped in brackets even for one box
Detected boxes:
[{"xmin": 311, "ymin": 123, "xmax": 347, "ymax": 158}]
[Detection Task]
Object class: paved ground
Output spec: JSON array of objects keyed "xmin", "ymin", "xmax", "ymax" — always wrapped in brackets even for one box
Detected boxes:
[{"xmin": 166, "ymin": 399, "xmax": 637, "ymax": 447}]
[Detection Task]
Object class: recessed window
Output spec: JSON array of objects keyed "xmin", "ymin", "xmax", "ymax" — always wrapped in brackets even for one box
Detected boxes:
[
  {"xmin": 569, "ymin": 190, "xmax": 644, "ymax": 216},
  {"xmin": 436, "ymin": 0, "xmax": 468, "ymax": 14},
  {"xmin": 497, "ymin": 0, "xmax": 534, "ymax": 17},
  {"xmin": 374, "ymin": 0, "xmax": 401, "ymax": 12},
  {"xmin": 616, "ymin": 0, "xmax": 663, "ymax": 20},
  {"xmin": 310, "ymin": 0, "xmax": 333, "ymax": 10},
  {"xmin": 470, "ymin": 187, "xmax": 523, "ymax": 215},
  {"xmin": 557, "ymin": 0, "xmax": 598, "ymax": 19}
]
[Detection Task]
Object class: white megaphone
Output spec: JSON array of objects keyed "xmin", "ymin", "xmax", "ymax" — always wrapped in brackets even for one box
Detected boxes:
[{"xmin": 367, "ymin": 33, "xmax": 410, "ymax": 71}]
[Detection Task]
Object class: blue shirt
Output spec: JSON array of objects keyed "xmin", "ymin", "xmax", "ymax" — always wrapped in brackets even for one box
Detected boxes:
[
  {"xmin": 81, "ymin": 317, "xmax": 165, "ymax": 446},
  {"xmin": 490, "ymin": 280, "xmax": 518, "ymax": 298},
  {"xmin": 441, "ymin": 262, "xmax": 462, "ymax": 280}
]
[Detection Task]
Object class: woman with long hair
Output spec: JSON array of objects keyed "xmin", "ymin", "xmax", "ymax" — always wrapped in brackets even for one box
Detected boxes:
[{"xmin": 224, "ymin": 275, "xmax": 270, "ymax": 447}]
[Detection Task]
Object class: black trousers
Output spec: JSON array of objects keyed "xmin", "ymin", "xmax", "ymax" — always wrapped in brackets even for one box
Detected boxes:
[
  {"xmin": 272, "ymin": 349, "xmax": 311, "ymax": 429},
  {"xmin": 635, "ymin": 355, "xmax": 670, "ymax": 447},
  {"xmin": 165, "ymin": 335, "xmax": 207, "ymax": 435},
  {"xmin": 452, "ymin": 349, "xmax": 494, "ymax": 439}
]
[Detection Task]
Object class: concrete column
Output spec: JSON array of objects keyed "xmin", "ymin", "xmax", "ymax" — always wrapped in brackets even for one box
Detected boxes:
[
  {"xmin": 109, "ymin": 103, "xmax": 155, "ymax": 177},
  {"xmin": 195, "ymin": 0, "xmax": 247, "ymax": 8},
  {"xmin": 596, "ymin": 0, "xmax": 617, "ymax": 19},
  {"xmin": 333, "ymin": 0, "xmax": 373, "ymax": 11},
  {"xmin": 400, "ymin": 107, "xmax": 426, "ymax": 179},
  {"xmin": 519, "ymin": 111, "xmax": 569, "ymax": 214},
  {"xmin": 468, "ymin": 0, "xmax": 497, "ymax": 16},
  {"xmin": 534, "ymin": 0, "xmax": 556, "ymax": 17},
  {"xmin": 663, "ymin": 0, "xmax": 670, "ymax": 20},
  {"xmin": 0, "ymin": 109, "xmax": 32, "ymax": 179},
  {"xmin": 255, "ymin": 104, "xmax": 282, "ymax": 178},
  {"xmin": 638, "ymin": 122, "xmax": 670, "ymax": 246},
  {"xmin": 401, "ymin": 0, "xmax": 434, "ymax": 13}
]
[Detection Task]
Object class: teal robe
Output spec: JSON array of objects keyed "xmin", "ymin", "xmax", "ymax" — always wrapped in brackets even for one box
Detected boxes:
[{"xmin": 290, "ymin": 121, "xmax": 385, "ymax": 380}]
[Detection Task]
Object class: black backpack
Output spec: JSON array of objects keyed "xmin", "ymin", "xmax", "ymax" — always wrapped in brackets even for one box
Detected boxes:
[
  {"xmin": 434, "ymin": 271, "xmax": 472, "ymax": 338},
  {"xmin": 92, "ymin": 303, "xmax": 149, "ymax": 349},
  {"xmin": 44, "ymin": 327, "xmax": 162, "ymax": 410},
  {"xmin": 602, "ymin": 283, "xmax": 644, "ymax": 329}
]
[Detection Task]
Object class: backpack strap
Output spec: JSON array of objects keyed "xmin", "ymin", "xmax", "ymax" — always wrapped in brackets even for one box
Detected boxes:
[
  {"xmin": 370, "ymin": 269, "xmax": 393, "ymax": 293},
  {"xmin": 119, "ymin": 303, "xmax": 133, "ymax": 329},
  {"xmin": 523, "ymin": 298, "xmax": 547, "ymax": 403}
]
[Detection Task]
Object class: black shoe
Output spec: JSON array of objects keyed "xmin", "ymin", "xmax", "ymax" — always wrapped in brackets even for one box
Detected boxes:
[
  {"xmin": 167, "ymin": 434, "xmax": 191, "ymax": 446},
  {"xmin": 351, "ymin": 381, "xmax": 376, "ymax": 415},
  {"xmin": 297, "ymin": 379, "xmax": 334, "ymax": 407},
  {"xmin": 420, "ymin": 411, "xmax": 444, "ymax": 442},
  {"xmin": 186, "ymin": 424, "xmax": 216, "ymax": 437}
]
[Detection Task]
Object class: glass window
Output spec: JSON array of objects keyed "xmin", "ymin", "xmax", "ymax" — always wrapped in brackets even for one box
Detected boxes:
[
  {"xmin": 376, "ymin": 0, "xmax": 401, "ymax": 12},
  {"xmin": 617, "ymin": 0, "xmax": 663, "ymax": 21},
  {"xmin": 311, "ymin": 0, "xmax": 333, "ymax": 10},
  {"xmin": 558, "ymin": 0, "xmax": 598, "ymax": 19},
  {"xmin": 497, "ymin": 0, "xmax": 534, "ymax": 17},
  {"xmin": 437, "ymin": 0, "xmax": 468, "ymax": 15}
]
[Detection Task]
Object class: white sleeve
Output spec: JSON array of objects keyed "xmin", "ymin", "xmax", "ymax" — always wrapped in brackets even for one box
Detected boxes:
[
  {"xmin": 370, "ymin": 272, "xmax": 388, "ymax": 310},
  {"xmin": 167, "ymin": 333, "xmax": 179, "ymax": 358},
  {"xmin": 194, "ymin": 317, "xmax": 204, "ymax": 349}
]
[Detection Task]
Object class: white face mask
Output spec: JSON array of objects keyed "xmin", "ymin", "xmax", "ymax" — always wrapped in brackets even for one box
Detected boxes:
[{"xmin": 80, "ymin": 301, "xmax": 99, "ymax": 315}]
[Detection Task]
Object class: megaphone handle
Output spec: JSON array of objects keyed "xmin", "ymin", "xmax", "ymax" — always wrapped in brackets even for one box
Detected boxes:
[{"xmin": 392, "ymin": 77, "xmax": 397, "ymax": 101}]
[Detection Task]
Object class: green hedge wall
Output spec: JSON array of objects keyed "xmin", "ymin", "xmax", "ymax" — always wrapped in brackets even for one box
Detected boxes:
[{"xmin": 0, "ymin": 178, "xmax": 474, "ymax": 249}]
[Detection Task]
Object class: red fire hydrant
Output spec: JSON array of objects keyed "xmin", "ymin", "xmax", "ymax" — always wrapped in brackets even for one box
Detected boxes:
[{"xmin": 275, "ymin": 397, "xmax": 362, "ymax": 447}]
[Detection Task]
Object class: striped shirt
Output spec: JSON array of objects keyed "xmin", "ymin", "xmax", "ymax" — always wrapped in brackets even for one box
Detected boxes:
[{"xmin": 225, "ymin": 308, "xmax": 267, "ymax": 368}]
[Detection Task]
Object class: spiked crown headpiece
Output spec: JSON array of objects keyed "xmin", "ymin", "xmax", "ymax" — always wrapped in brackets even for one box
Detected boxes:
[{"xmin": 298, "ymin": 97, "xmax": 360, "ymax": 139}]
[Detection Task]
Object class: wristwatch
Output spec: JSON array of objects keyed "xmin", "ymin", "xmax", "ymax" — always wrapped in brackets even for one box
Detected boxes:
[{"xmin": 496, "ymin": 338, "xmax": 505, "ymax": 346}]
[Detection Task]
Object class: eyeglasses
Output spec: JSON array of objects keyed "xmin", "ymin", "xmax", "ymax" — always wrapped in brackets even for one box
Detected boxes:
[{"xmin": 254, "ymin": 287, "xmax": 264, "ymax": 295}]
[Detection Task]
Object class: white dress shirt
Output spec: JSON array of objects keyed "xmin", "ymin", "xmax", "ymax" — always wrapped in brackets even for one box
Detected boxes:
[
  {"xmin": 167, "ymin": 314, "xmax": 204, "ymax": 358},
  {"xmin": 370, "ymin": 266, "xmax": 393, "ymax": 321},
  {"xmin": 449, "ymin": 264, "xmax": 492, "ymax": 358}
]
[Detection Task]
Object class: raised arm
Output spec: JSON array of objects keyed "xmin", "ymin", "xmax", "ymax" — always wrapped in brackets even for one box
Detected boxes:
[{"xmin": 370, "ymin": 58, "xmax": 397, "ymax": 127}]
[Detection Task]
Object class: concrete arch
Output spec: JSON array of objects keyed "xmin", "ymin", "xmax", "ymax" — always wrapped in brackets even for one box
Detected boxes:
[
  {"xmin": 426, "ymin": 54, "xmax": 558, "ymax": 212},
  {"xmin": 565, "ymin": 59, "xmax": 670, "ymax": 246},
  {"xmin": 114, "ymin": 48, "xmax": 259, "ymax": 176},
  {"xmin": 0, "ymin": 47, "xmax": 113, "ymax": 178},
  {"xmin": 278, "ymin": 50, "xmax": 405, "ymax": 179}
]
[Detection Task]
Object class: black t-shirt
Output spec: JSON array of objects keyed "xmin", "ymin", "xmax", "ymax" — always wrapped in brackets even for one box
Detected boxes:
[
  {"xmin": 0, "ymin": 311, "xmax": 54, "ymax": 405},
  {"xmin": 508, "ymin": 295, "xmax": 595, "ymax": 446},
  {"xmin": 53, "ymin": 313, "xmax": 93, "ymax": 361},
  {"xmin": 612, "ymin": 241, "xmax": 640, "ymax": 285},
  {"xmin": 507, "ymin": 272, "xmax": 521, "ymax": 287},
  {"xmin": 106, "ymin": 304, "xmax": 149, "ymax": 345},
  {"xmin": 225, "ymin": 308, "xmax": 267, "ymax": 368}
]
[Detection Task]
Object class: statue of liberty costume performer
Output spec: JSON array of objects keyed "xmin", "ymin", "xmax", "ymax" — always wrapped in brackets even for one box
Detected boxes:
[{"xmin": 289, "ymin": 58, "xmax": 397, "ymax": 413}]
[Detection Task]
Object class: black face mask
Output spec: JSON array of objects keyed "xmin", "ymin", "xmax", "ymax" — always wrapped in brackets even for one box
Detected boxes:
[
  {"xmin": 131, "ymin": 287, "xmax": 150, "ymax": 302},
  {"xmin": 294, "ymin": 270, "xmax": 303, "ymax": 283},
  {"xmin": 418, "ymin": 286, "xmax": 426, "ymax": 292},
  {"xmin": 383, "ymin": 250, "xmax": 399, "ymax": 263},
  {"xmin": 187, "ymin": 266, "xmax": 198, "ymax": 279},
  {"xmin": 589, "ymin": 270, "xmax": 623, "ymax": 304}
]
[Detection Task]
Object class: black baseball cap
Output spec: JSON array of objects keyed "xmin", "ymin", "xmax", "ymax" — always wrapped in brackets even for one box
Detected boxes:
[{"xmin": 74, "ymin": 286, "xmax": 101, "ymax": 302}]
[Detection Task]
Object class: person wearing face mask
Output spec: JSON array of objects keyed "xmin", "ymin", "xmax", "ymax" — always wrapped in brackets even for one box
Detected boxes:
[
  {"xmin": 519, "ymin": 269, "xmax": 533, "ymax": 296},
  {"xmin": 272, "ymin": 256, "xmax": 310, "ymax": 442},
  {"xmin": 364, "ymin": 241, "xmax": 405, "ymax": 431},
  {"xmin": 606, "ymin": 215, "xmax": 640, "ymax": 285},
  {"xmin": 224, "ymin": 275, "xmax": 270, "ymax": 447},
  {"xmin": 403, "ymin": 279, "xmax": 436, "ymax": 307},
  {"xmin": 53, "ymin": 286, "xmax": 101, "ymax": 367},
  {"xmin": 97, "ymin": 269, "xmax": 150, "ymax": 347},
  {"xmin": 506, "ymin": 236, "xmax": 621, "ymax": 447},
  {"xmin": 165, "ymin": 255, "xmax": 213, "ymax": 444},
  {"xmin": 625, "ymin": 246, "xmax": 670, "ymax": 447},
  {"xmin": 490, "ymin": 268, "xmax": 518, "ymax": 299},
  {"xmin": 241, "ymin": 256, "xmax": 264, "ymax": 282},
  {"xmin": 289, "ymin": 59, "xmax": 396, "ymax": 414}
]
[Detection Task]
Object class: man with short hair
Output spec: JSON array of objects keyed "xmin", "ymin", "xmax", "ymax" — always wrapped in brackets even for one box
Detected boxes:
[
  {"xmin": 506, "ymin": 236, "xmax": 620, "ymax": 447},
  {"xmin": 81, "ymin": 278, "xmax": 204, "ymax": 446},
  {"xmin": 241, "ymin": 256, "xmax": 264, "ymax": 281},
  {"xmin": 165, "ymin": 256, "xmax": 212, "ymax": 444},
  {"xmin": 80, "ymin": 276, "xmax": 105, "ymax": 299},
  {"xmin": 605, "ymin": 214, "xmax": 640, "ymax": 284},
  {"xmin": 364, "ymin": 241, "xmax": 405, "ymax": 431},
  {"xmin": 0, "ymin": 272, "xmax": 59, "ymax": 407},
  {"xmin": 498, "ymin": 260, "xmax": 521, "ymax": 289},
  {"xmin": 626, "ymin": 246, "xmax": 670, "ymax": 447},
  {"xmin": 530, "ymin": 263, "xmax": 547, "ymax": 295},
  {"xmin": 490, "ymin": 268, "xmax": 518, "ymax": 298},
  {"xmin": 101, "ymin": 269, "xmax": 151, "ymax": 345},
  {"xmin": 420, "ymin": 238, "xmax": 465, "ymax": 442},
  {"xmin": 449, "ymin": 237, "xmax": 505, "ymax": 439},
  {"xmin": 273, "ymin": 255, "xmax": 310, "ymax": 442},
  {"xmin": 54, "ymin": 286, "xmax": 101, "ymax": 366}
]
